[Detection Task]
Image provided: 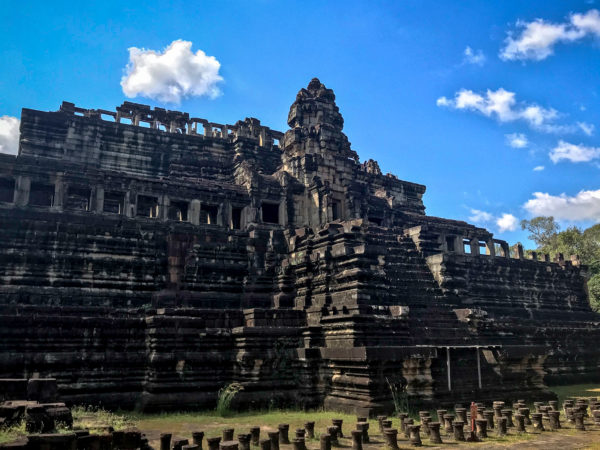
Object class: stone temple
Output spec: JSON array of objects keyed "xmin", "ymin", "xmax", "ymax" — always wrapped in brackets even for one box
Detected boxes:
[{"xmin": 0, "ymin": 78, "xmax": 598, "ymax": 415}]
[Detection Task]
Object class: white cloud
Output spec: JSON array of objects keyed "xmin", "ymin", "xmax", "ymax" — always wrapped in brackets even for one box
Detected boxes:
[
  {"xmin": 437, "ymin": 88, "xmax": 559, "ymax": 131},
  {"xmin": 533, "ymin": 165, "xmax": 545, "ymax": 171},
  {"xmin": 524, "ymin": 189, "xmax": 600, "ymax": 221},
  {"xmin": 469, "ymin": 208, "xmax": 493, "ymax": 223},
  {"xmin": 468, "ymin": 208, "xmax": 519, "ymax": 233},
  {"xmin": 578, "ymin": 121, "xmax": 595, "ymax": 136},
  {"xmin": 500, "ymin": 9, "xmax": 600, "ymax": 61},
  {"xmin": 0, "ymin": 116, "xmax": 19, "ymax": 155},
  {"xmin": 463, "ymin": 46, "xmax": 486, "ymax": 65},
  {"xmin": 121, "ymin": 40, "xmax": 223, "ymax": 104},
  {"xmin": 549, "ymin": 140, "xmax": 600, "ymax": 163},
  {"xmin": 497, "ymin": 213, "xmax": 519, "ymax": 232},
  {"xmin": 506, "ymin": 132, "xmax": 528, "ymax": 148}
]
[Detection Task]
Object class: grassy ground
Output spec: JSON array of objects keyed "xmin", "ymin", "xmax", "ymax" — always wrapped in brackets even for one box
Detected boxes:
[{"xmin": 2, "ymin": 383, "xmax": 600, "ymax": 447}]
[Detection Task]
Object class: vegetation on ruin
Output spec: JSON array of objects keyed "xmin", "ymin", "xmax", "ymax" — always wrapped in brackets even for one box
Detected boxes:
[
  {"xmin": 216, "ymin": 382, "xmax": 244, "ymax": 417},
  {"xmin": 521, "ymin": 216, "xmax": 600, "ymax": 310}
]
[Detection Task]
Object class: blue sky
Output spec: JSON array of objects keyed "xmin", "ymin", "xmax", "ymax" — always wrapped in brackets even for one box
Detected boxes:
[{"xmin": 1, "ymin": 0, "xmax": 599, "ymax": 247}]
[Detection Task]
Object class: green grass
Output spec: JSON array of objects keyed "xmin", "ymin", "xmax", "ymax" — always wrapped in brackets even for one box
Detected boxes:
[{"xmin": 548, "ymin": 383, "xmax": 600, "ymax": 406}]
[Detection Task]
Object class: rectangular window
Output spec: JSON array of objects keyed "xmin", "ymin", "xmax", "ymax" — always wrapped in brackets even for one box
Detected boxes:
[
  {"xmin": 479, "ymin": 241, "xmax": 488, "ymax": 255},
  {"xmin": 446, "ymin": 236, "xmax": 455, "ymax": 252},
  {"xmin": 331, "ymin": 200, "xmax": 340, "ymax": 221},
  {"xmin": 65, "ymin": 187, "xmax": 91, "ymax": 211},
  {"xmin": 262, "ymin": 202, "xmax": 279, "ymax": 224},
  {"xmin": 137, "ymin": 195, "xmax": 159, "ymax": 218},
  {"xmin": 29, "ymin": 183, "xmax": 54, "ymax": 207},
  {"xmin": 168, "ymin": 200, "xmax": 189, "ymax": 222},
  {"xmin": 201, "ymin": 204, "xmax": 219, "ymax": 225},
  {"xmin": 463, "ymin": 239, "xmax": 471, "ymax": 254},
  {"xmin": 104, "ymin": 192, "xmax": 124, "ymax": 214},
  {"xmin": 231, "ymin": 207, "xmax": 242, "ymax": 230},
  {"xmin": 0, "ymin": 178, "xmax": 15, "ymax": 203}
]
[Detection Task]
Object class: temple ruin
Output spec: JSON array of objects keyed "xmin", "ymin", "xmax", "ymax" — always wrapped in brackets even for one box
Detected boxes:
[{"xmin": 0, "ymin": 78, "xmax": 598, "ymax": 415}]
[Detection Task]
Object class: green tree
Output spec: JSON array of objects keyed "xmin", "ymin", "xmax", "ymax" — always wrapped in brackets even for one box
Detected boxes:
[{"xmin": 520, "ymin": 216, "xmax": 560, "ymax": 247}]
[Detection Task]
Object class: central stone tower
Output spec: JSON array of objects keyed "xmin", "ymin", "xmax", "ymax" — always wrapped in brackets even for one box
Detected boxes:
[{"xmin": 281, "ymin": 78, "xmax": 359, "ymax": 226}]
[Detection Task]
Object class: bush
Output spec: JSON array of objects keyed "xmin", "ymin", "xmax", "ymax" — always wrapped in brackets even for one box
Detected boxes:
[{"xmin": 216, "ymin": 383, "xmax": 244, "ymax": 417}]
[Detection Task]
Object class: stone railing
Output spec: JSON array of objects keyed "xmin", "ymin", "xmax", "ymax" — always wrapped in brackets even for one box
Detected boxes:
[
  {"xmin": 58, "ymin": 101, "xmax": 284, "ymax": 148},
  {"xmin": 405, "ymin": 225, "xmax": 582, "ymax": 267}
]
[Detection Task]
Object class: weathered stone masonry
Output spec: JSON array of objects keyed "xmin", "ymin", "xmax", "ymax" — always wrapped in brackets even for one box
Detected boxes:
[{"xmin": 0, "ymin": 79, "xmax": 599, "ymax": 414}]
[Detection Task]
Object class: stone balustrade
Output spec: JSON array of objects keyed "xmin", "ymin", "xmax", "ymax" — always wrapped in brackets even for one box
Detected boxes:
[{"xmin": 59, "ymin": 101, "xmax": 284, "ymax": 148}]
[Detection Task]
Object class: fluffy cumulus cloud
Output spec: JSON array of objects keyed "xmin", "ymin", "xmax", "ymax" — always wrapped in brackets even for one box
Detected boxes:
[
  {"xmin": 121, "ymin": 40, "xmax": 223, "ymax": 104},
  {"xmin": 463, "ymin": 46, "xmax": 486, "ymax": 65},
  {"xmin": 469, "ymin": 209, "xmax": 493, "ymax": 223},
  {"xmin": 437, "ymin": 88, "xmax": 562, "ymax": 132},
  {"xmin": 506, "ymin": 132, "xmax": 528, "ymax": 148},
  {"xmin": 496, "ymin": 213, "xmax": 519, "ymax": 232},
  {"xmin": 549, "ymin": 140, "xmax": 600, "ymax": 163},
  {"xmin": 524, "ymin": 189, "xmax": 600, "ymax": 221},
  {"xmin": 468, "ymin": 208, "xmax": 518, "ymax": 233},
  {"xmin": 501, "ymin": 9, "xmax": 600, "ymax": 61},
  {"xmin": 0, "ymin": 116, "xmax": 20, "ymax": 155},
  {"xmin": 533, "ymin": 165, "xmax": 545, "ymax": 171}
]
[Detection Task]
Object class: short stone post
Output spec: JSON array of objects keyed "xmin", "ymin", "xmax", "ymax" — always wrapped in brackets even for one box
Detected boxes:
[
  {"xmin": 443, "ymin": 414, "xmax": 454, "ymax": 434},
  {"xmin": 223, "ymin": 429, "xmax": 235, "ymax": 442},
  {"xmin": 421, "ymin": 417, "xmax": 431, "ymax": 436},
  {"xmin": 475, "ymin": 419, "xmax": 488, "ymax": 438},
  {"xmin": 250, "ymin": 428, "xmax": 260, "ymax": 445},
  {"xmin": 574, "ymin": 413, "xmax": 585, "ymax": 431},
  {"xmin": 593, "ymin": 410, "xmax": 600, "ymax": 425},
  {"xmin": 397, "ymin": 413, "xmax": 408, "ymax": 432},
  {"xmin": 182, "ymin": 445, "xmax": 200, "ymax": 450},
  {"xmin": 531, "ymin": 413, "xmax": 544, "ymax": 431},
  {"xmin": 291, "ymin": 438, "xmax": 305, "ymax": 450},
  {"xmin": 160, "ymin": 433, "xmax": 172, "ymax": 450},
  {"xmin": 304, "ymin": 422, "xmax": 315, "ymax": 439},
  {"xmin": 428, "ymin": 422, "xmax": 442, "ymax": 443},
  {"xmin": 483, "ymin": 410, "xmax": 495, "ymax": 429},
  {"xmin": 278, "ymin": 425, "xmax": 290, "ymax": 445},
  {"xmin": 357, "ymin": 416, "xmax": 367, "ymax": 423},
  {"xmin": 326, "ymin": 426, "xmax": 338, "ymax": 445},
  {"xmin": 238, "ymin": 434, "xmax": 251, "ymax": 450},
  {"xmin": 518, "ymin": 407, "xmax": 532, "ymax": 425},
  {"xmin": 501, "ymin": 409, "xmax": 514, "ymax": 427},
  {"xmin": 436, "ymin": 409, "xmax": 447, "ymax": 423},
  {"xmin": 219, "ymin": 442, "xmax": 238, "ymax": 450},
  {"xmin": 295, "ymin": 429, "xmax": 305, "ymax": 439},
  {"xmin": 377, "ymin": 415, "xmax": 387, "ymax": 433},
  {"xmin": 493, "ymin": 402, "xmax": 504, "ymax": 419},
  {"xmin": 350, "ymin": 430, "xmax": 363, "ymax": 450},
  {"xmin": 455, "ymin": 408, "xmax": 467, "ymax": 424},
  {"xmin": 259, "ymin": 439, "xmax": 270, "ymax": 450},
  {"xmin": 332, "ymin": 419, "xmax": 344, "ymax": 437},
  {"xmin": 267, "ymin": 432, "xmax": 279, "ymax": 450},
  {"xmin": 207, "ymin": 437, "xmax": 221, "ymax": 450},
  {"xmin": 549, "ymin": 411, "xmax": 560, "ymax": 430},
  {"xmin": 383, "ymin": 428, "xmax": 399, "ymax": 449},
  {"xmin": 403, "ymin": 418, "xmax": 414, "ymax": 438},
  {"xmin": 534, "ymin": 402, "xmax": 543, "ymax": 413},
  {"xmin": 356, "ymin": 422, "xmax": 369, "ymax": 443},
  {"xmin": 549, "ymin": 401, "xmax": 558, "ymax": 411},
  {"xmin": 408, "ymin": 425, "xmax": 422, "ymax": 447},
  {"xmin": 192, "ymin": 432, "xmax": 204, "ymax": 448},
  {"xmin": 382, "ymin": 419, "xmax": 392, "ymax": 430},
  {"xmin": 319, "ymin": 434, "xmax": 331, "ymax": 450},
  {"xmin": 514, "ymin": 414, "xmax": 526, "ymax": 432},
  {"xmin": 496, "ymin": 417, "xmax": 507, "ymax": 437},
  {"xmin": 453, "ymin": 421, "xmax": 465, "ymax": 441}
]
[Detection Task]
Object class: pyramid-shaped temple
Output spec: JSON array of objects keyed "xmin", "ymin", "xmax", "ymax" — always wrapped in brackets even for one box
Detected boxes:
[{"xmin": 0, "ymin": 79, "xmax": 598, "ymax": 414}]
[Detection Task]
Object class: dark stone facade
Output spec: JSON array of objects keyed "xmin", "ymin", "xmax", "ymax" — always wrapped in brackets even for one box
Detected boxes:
[{"xmin": 0, "ymin": 79, "xmax": 598, "ymax": 415}]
